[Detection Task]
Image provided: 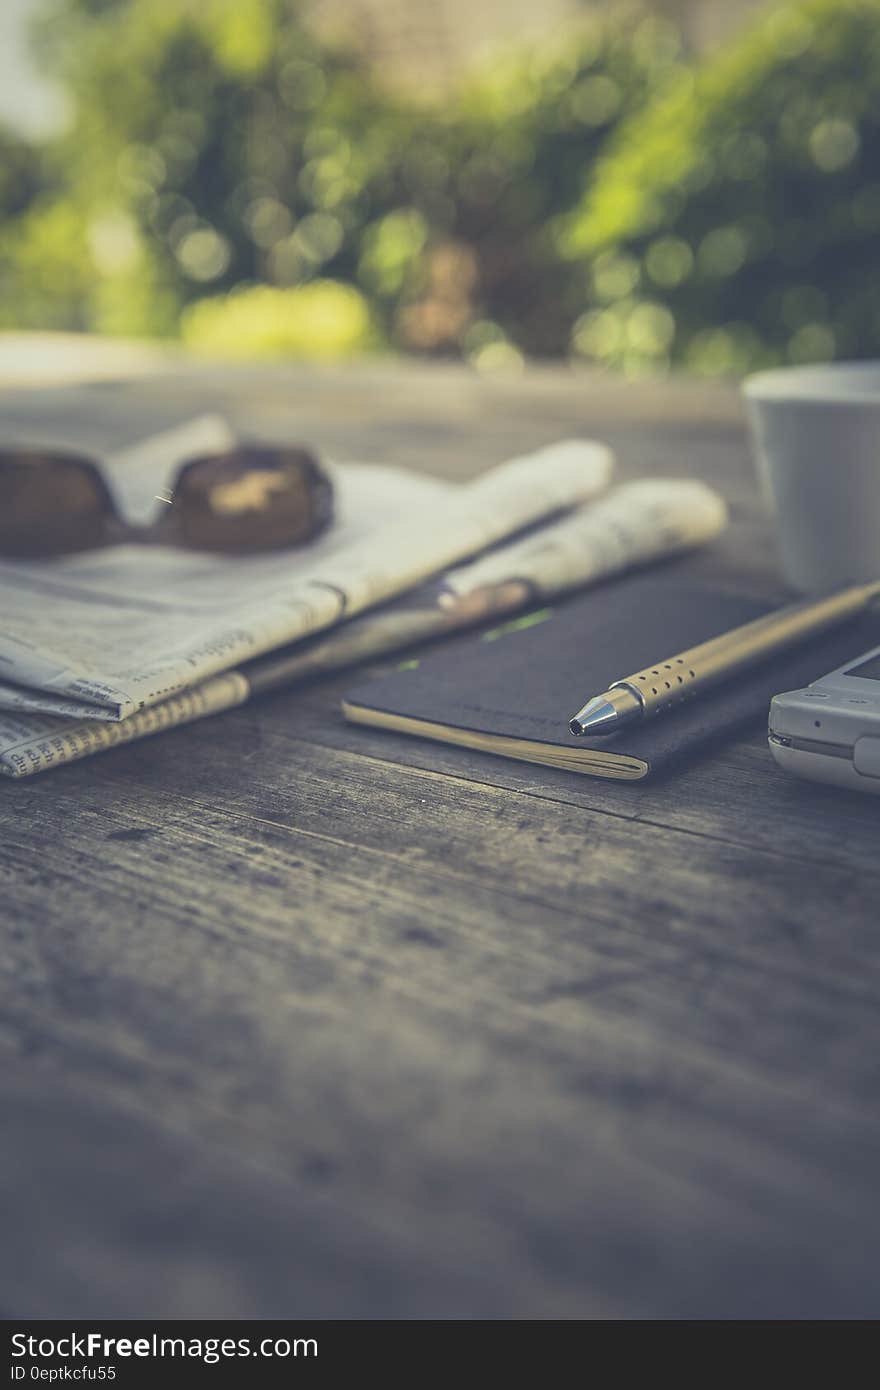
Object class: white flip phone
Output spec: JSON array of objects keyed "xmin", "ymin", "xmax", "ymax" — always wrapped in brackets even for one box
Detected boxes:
[{"xmin": 769, "ymin": 643, "xmax": 880, "ymax": 794}]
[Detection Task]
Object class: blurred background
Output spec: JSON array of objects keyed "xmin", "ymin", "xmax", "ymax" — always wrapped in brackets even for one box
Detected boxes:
[{"xmin": 1, "ymin": 0, "xmax": 877, "ymax": 374}]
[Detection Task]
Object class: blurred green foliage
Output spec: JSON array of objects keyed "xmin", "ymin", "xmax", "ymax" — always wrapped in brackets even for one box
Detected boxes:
[
  {"xmin": 418, "ymin": 14, "xmax": 684, "ymax": 358},
  {"xmin": 0, "ymin": 0, "xmax": 682, "ymax": 360},
  {"xmin": 0, "ymin": 127, "xmax": 45, "ymax": 219},
  {"xmin": 181, "ymin": 280, "xmax": 377, "ymax": 357},
  {"xmin": 561, "ymin": 0, "xmax": 880, "ymax": 373},
  {"xmin": 2, "ymin": 0, "xmax": 879, "ymax": 371}
]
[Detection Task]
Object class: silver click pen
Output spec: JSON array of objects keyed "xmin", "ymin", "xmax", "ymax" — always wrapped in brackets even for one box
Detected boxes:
[{"xmin": 569, "ymin": 580, "xmax": 880, "ymax": 737}]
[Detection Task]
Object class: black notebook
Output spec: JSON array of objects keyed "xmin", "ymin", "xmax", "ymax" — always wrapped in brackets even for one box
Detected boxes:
[{"xmin": 342, "ymin": 575, "xmax": 880, "ymax": 780}]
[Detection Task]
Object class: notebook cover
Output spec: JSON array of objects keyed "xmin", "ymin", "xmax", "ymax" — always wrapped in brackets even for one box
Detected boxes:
[{"xmin": 342, "ymin": 575, "xmax": 880, "ymax": 779}]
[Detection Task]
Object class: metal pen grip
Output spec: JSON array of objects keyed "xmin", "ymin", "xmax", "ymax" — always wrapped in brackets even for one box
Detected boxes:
[{"xmin": 612, "ymin": 583, "xmax": 880, "ymax": 718}]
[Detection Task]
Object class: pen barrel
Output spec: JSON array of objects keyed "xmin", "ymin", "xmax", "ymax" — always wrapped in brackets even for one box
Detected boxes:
[{"xmin": 612, "ymin": 583, "xmax": 878, "ymax": 718}]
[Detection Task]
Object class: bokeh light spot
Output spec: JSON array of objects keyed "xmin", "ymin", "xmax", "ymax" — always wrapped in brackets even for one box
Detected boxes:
[
  {"xmin": 809, "ymin": 119, "xmax": 859, "ymax": 173},
  {"xmin": 645, "ymin": 237, "xmax": 693, "ymax": 288},
  {"xmin": 175, "ymin": 227, "xmax": 231, "ymax": 282},
  {"xmin": 698, "ymin": 226, "xmax": 747, "ymax": 277}
]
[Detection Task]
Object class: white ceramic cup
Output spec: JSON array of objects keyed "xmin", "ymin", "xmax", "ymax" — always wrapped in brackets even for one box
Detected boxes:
[{"xmin": 743, "ymin": 362, "xmax": 880, "ymax": 592}]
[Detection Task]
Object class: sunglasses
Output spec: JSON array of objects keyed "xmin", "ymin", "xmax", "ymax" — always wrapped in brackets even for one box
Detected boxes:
[{"xmin": 0, "ymin": 442, "xmax": 334, "ymax": 558}]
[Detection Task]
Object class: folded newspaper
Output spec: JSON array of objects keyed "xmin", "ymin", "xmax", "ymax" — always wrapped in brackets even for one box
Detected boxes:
[{"xmin": 0, "ymin": 416, "xmax": 727, "ymax": 777}]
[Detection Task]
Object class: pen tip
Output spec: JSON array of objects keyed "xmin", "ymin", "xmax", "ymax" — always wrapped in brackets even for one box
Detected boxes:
[
  {"xmin": 569, "ymin": 686, "xmax": 643, "ymax": 736},
  {"xmin": 569, "ymin": 696, "xmax": 620, "ymax": 737}
]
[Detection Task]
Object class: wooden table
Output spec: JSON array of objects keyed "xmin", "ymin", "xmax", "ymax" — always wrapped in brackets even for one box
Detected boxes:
[{"xmin": 1, "ymin": 360, "xmax": 878, "ymax": 1320}]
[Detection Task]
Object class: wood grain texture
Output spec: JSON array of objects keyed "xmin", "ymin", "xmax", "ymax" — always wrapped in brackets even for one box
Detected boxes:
[{"xmin": 1, "ymin": 361, "xmax": 878, "ymax": 1319}]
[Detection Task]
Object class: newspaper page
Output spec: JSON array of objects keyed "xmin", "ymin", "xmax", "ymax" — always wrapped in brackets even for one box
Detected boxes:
[
  {"xmin": 0, "ymin": 478, "xmax": 727, "ymax": 778},
  {"xmin": 0, "ymin": 418, "xmax": 613, "ymax": 721}
]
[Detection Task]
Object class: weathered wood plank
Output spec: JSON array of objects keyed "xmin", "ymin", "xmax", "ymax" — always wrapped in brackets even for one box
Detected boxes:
[
  {"xmin": 3, "ymin": 756, "xmax": 880, "ymax": 1319},
  {"xmin": 2, "ymin": 762, "xmax": 879, "ymax": 1321}
]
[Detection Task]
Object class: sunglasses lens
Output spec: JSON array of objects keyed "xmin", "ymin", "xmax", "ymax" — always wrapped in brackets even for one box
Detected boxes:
[
  {"xmin": 0, "ymin": 453, "xmax": 113, "ymax": 558},
  {"xmin": 170, "ymin": 446, "xmax": 334, "ymax": 553}
]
